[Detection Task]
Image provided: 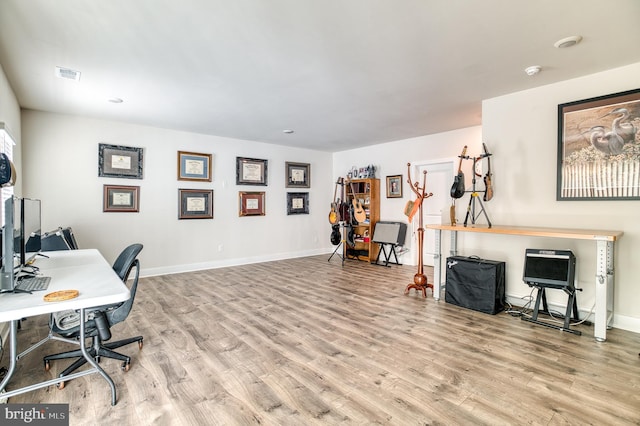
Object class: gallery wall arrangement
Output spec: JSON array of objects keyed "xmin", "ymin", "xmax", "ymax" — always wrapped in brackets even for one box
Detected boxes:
[{"xmin": 97, "ymin": 144, "xmax": 313, "ymax": 219}]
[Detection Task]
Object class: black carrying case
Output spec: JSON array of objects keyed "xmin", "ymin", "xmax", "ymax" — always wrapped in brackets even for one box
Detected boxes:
[{"xmin": 445, "ymin": 255, "xmax": 505, "ymax": 315}]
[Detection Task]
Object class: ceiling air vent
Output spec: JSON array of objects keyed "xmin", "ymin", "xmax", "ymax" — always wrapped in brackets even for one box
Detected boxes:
[{"xmin": 55, "ymin": 66, "xmax": 81, "ymax": 81}]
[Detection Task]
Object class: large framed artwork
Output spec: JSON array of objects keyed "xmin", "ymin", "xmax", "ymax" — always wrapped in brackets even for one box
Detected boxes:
[
  {"xmin": 178, "ymin": 151, "xmax": 212, "ymax": 182},
  {"xmin": 557, "ymin": 88, "xmax": 640, "ymax": 200},
  {"xmin": 178, "ymin": 189, "xmax": 213, "ymax": 219},
  {"xmin": 98, "ymin": 143, "xmax": 144, "ymax": 179},
  {"xmin": 285, "ymin": 162, "xmax": 310, "ymax": 188},
  {"xmin": 236, "ymin": 157, "xmax": 268, "ymax": 186}
]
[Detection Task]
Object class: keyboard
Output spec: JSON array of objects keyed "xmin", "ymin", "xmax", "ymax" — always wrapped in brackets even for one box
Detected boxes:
[{"xmin": 15, "ymin": 276, "xmax": 51, "ymax": 292}]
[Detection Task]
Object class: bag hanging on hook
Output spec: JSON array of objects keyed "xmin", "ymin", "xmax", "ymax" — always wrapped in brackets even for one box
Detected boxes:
[{"xmin": 0, "ymin": 153, "xmax": 16, "ymax": 187}]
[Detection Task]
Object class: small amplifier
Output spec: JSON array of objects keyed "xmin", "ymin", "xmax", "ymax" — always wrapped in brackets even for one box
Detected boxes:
[
  {"xmin": 372, "ymin": 221, "xmax": 407, "ymax": 245},
  {"xmin": 445, "ymin": 255, "xmax": 505, "ymax": 315}
]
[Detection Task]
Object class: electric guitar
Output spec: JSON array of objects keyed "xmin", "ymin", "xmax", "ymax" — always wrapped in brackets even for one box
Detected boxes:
[
  {"xmin": 450, "ymin": 145, "xmax": 467, "ymax": 199},
  {"xmin": 349, "ymin": 181, "xmax": 366, "ymax": 223},
  {"xmin": 482, "ymin": 143, "xmax": 494, "ymax": 202},
  {"xmin": 337, "ymin": 178, "xmax": 351, "ymax": 224},
  {"xmin": 330, "ymin": 224, "xmax": 341, "ymax": 245},
  {"xmin": 328, "ymin": 179, "xmax": 340, "ymax": 224}
]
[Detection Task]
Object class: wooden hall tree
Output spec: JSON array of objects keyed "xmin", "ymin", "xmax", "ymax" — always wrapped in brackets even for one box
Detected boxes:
[{"xmin": 404, "ymin": 163, "xmax": 433, "ymax": 297}]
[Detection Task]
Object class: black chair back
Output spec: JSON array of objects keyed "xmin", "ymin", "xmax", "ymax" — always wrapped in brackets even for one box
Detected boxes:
[{"xmin": 108, "ymin": 243, "xmax": 143, "ymax": 325}]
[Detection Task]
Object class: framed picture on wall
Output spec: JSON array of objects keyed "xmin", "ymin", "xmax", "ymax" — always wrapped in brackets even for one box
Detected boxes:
[
  {"xmin": 236, "ymin": 157, "xmax": 268, "ymax": 186},
  {"xmin": 285, "ymin": 162, "xmax": 310, "ymax": 188},
  {"xmin": 286, "ymin": 192, "xmax": 309, "ymax": 215},
  {"xmin": 386, "ymin": 175, "xmax": 403, "ymax": 198},
  {"xmin": 557, "ymin": 88, "xmax": 640, "ymax": 200},
  {"xmin": 103, "ymin": 185, "xmax": 140, "ymax": 212},
  {"xmin": 239, "ymin": 191, "xmax": 265, "ymax": 216},
  {"xmin": 178, "ymin": 189, "xmax": 213, "ymax": 219},
  {"xmin": 98, "ymin": 143, "xmax": 144, "ymax": 179},
  {"xmin": 178, "ymin": 151, "xmax": 213, "ymax": 182}
]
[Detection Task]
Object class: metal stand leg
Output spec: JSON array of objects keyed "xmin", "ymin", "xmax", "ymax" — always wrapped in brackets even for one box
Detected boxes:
[
  {"xmin": 328, "ymin": 222, "xmax": 345, "ymax": 266},
  {"xmin": 594, "ymin": 240, "xmax": 614, "ymax": 342}
]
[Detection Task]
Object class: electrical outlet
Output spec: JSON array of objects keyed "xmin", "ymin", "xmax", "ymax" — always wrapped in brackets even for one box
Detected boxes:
[{"xmin": 218, "ymin": 244, "xmax": 223, "ymax": 252}]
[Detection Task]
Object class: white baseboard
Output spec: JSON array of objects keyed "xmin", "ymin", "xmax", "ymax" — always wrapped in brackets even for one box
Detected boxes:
[{"xmin": 140, "ymin": 248, "xmax": 333, "ymax": 278}]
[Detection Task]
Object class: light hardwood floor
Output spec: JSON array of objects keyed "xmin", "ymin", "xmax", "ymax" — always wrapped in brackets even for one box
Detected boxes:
[{"xmin": 5, "ymin": 255, "xmax": 640, "ymax": 425}]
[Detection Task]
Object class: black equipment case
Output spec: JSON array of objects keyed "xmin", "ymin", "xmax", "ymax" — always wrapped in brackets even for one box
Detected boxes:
[{"xmin": 445, "ymin": 255, "xmax": 505, "ymax": 315}]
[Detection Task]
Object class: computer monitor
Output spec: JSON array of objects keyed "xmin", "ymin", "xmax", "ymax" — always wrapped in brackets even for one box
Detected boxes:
[
  {"xmin": 523, "ymin": 249, "xmax": 576, "ymax": 292},
  {"xmin": 22, "ymin": 197, "xmax": 42, "ymax": 266}
]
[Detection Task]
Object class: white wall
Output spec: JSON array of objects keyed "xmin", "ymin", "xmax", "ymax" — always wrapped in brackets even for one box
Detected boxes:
[
  {"xmin": 333, "ymin": 62, "xmax": 640, "ymax": 333},
  {"xmin": 21, "ymin": 111, "xmax": 334, "ymax": 274}
]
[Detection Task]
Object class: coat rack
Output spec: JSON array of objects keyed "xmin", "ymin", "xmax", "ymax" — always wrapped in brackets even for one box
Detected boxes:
[{"xmin": 404, "ymin": 163, "xmax": 433, "ymax": 298}]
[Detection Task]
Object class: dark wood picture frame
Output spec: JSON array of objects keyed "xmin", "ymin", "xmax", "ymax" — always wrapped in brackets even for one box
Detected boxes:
[
  {"xmin": 557, "ymin": 88, "xmax": 640, "ymax": 200},
  {"xmin": 178, "ymin": 151, "xmax": 213, "ymax": 182},
  {"xmin": 285, "ymin": 162, "xmax": 310, "ymax": 188},
  {"xmin": 239, "ymin": 191, "xmax": 265, "ymax": 216},
  {"xmin": 386, "ymin": 175, "xmax": 403, "ymax": 198},
  {"xmin": 103, "ymin": 184, "xmax": 140, "ymax": 212},
  {"xmin": 178, "ymin": 189, "xmax": 213, "ymax": 219},
  {"xmin": 236, "ymin": 157, "xmax": 268, "ymax": 186},
  {"xmin": 99, "ymin": 143, "xmax": 143, "ymax": 179},
  {"xmin": 287, "ymin": 192, "xmax": 309, "ymax": 215}
]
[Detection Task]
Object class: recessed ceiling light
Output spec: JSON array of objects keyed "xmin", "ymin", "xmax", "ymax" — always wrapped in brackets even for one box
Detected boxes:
[
  {"xmin": 283, "ymin": 129, "xmax": 294, "ymax": 134},
  {"xmin": 55, "ymin": 66, "xmax": 81, "ymax": 81},
  {"xmin": 108, "ymin": 97, "xmax": 124, "ymax": 104},
  {"xmin": 554, "ymin": 35, "xmax": 582, "ymax": 49},
  {"xmin": 524, "ymin": 65, "xmax": 542, "ymax": 76}
]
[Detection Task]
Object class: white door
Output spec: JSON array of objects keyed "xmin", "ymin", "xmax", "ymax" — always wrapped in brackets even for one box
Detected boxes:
[{"xmin": 414, "ymin": 161, "xmax": 455, "ymax": 266}]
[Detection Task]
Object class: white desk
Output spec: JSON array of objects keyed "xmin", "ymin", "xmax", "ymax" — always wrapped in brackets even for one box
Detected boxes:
[
  {"xmin": 0, "ymin": 249, "xmax": 130, "ymax": 405},
  {"xmin": 425, "ymin": 224, "xmax": 623, "ymax": 342}
]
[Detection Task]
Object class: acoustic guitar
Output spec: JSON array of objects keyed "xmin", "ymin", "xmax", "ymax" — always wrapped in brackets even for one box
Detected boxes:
[
  {"xmin": 349, "ymin": 181, "xmax": 366, "ymax": 224},
  {"xmin": 450, "ymin": 145, "xmax": 467, "ymax": 199},
  {"xmin": 328, "ymin": 179, "xmax": 340, "ymax": 224},
  {"xmin": 482, "ymin": 143, "xmax": 494, "ymax": 202}
]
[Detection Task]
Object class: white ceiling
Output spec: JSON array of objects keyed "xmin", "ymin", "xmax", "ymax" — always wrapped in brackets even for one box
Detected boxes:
[{"xmin": 1, "ymin": 1, "xmax": 639, "ymax": 152}]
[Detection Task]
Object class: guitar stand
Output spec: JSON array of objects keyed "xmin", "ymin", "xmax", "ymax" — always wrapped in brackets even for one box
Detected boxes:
[
  {"xmin": 463, "ymin": 192, "xmax": 492, "ymax": 227},
  {"xmin": 463, "ymin": 155, "xmax": 492, "ymax": 228},
  {"xmin": 327, "ymin": 222, "xmax": 346, "ymax": 266},
  {"xmin": 372, "ymin": 243, "xmax": 401, "ymax": 267},
  {"xmin": 522, "ymin": 286, "xmax": 582, "ymax": 335}
]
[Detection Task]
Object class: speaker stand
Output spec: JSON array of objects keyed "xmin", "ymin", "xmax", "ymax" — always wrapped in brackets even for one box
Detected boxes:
[
  {"xmin": 522, "ymin": 287, "xmax": 582, "ymax": 335},
  {"xmin": 372, "ymin": 243, "xmax": 401, "ymax": 267}
]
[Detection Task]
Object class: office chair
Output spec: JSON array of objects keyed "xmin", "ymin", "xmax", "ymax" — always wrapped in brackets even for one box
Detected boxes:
[{"xmin": 43, "ymin": 243, "xmax": 144, "ymax": 388}]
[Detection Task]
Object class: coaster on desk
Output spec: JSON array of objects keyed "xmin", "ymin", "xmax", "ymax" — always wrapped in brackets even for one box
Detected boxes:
[{"xmin": 43, "ymin": 289, "xmax": 79, "ymax": 302}]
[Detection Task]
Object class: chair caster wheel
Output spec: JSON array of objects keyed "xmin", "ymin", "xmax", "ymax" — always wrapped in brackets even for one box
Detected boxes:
[
  {"xmin": 122, "ymin": 362, "xmax": 131, "ymax": 372},
  {"xmin": 44, "ymin": 360, "xmax": 50, "ymax": 372},
  {"xmin": 138, "ymin": 340, "xmax": 143, "ymax": 350},
  {"xmin": 57, "ymin": 381, "xmax": 65, "ymax": 390}
]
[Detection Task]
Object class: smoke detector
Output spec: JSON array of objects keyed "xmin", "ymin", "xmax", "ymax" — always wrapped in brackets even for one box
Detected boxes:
[
  {"xmin": 524, "ymin": 65, "xmax": 542, "ymax": 76},
  {"xmin": 55, "ymin": 66, "xmax": 81, "ymax": 81}
]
